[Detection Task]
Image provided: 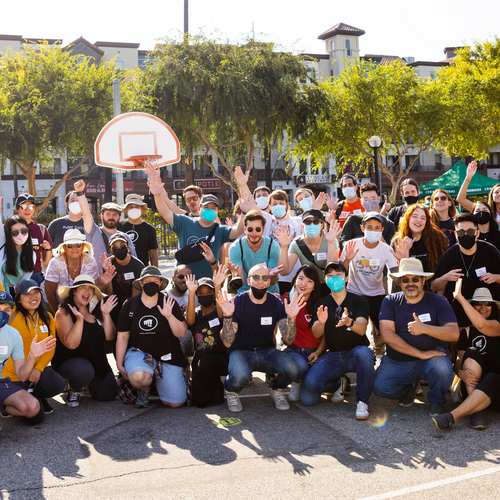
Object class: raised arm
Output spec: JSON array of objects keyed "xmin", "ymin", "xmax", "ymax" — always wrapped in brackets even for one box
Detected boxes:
[
  {"xmin": 158, "ymin": 295, "xmax": 187, "ymax": 338},
  {"xmin": 74, "ymin": 179, "xmax": 94, "ymax": 235},
  {"xmin": 147, "ymin": 172, "xmax": 174, "ymax": 226},
  {"xmin": 456, "ymin": 161, "xmax": 477, "ymax": 213},
  {"xmin": 217, "ymin": 289, "xmax": 238, "ymax": 347},
  {"xmin": 274, "ymin": 224, "xmax": 295, "ymax": 276},
  {"xmin": 278, "ymin": 293, "xmax": 306, "ymax": 345},
  {"xmin": 145, "ymin": 163, "xmax": 186, "ymax": 215},
  {"xmin": 55, "ymin": 306, "xmax": 84, "ymax": 350},
  {"xmin": 14, "ymin": 335, "xmax": 57, "ymax": 382},
  {"xmin": 325, "ymin": 220, "xmax": 342, "ymax": 261},
  {"xmin": 229, "ymin": 192, "xmax": 253, "ymax": 240},
  {"xmin": 185, "ymin": 274, "xmax": 198, "ymax": 327},
  {"xmin": 100, "ymin": 295, "xmax": 118, "ymax": 340}
]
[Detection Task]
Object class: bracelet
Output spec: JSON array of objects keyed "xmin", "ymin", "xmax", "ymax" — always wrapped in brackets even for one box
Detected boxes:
[
  {"xmin": 223, "ymin": 314, "xmax": 233, "ymax": 319},
  {"xmin": 210, "ymin": 260, "xmax": 217, "ymax": 266},
  {"xmin": 76, "ymin": 190, "xmax": 85, "ymax": 197}
]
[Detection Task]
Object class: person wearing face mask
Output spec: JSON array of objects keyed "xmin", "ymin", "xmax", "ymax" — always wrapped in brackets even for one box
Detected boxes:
[
  {"xmin": 335, "ymin": 174, "xmax": 365, "ymax": 228},
  {"xmin": 300, "ymin": 262, "xmax": 373, "ymax": 420},
  {"xmin": 99, "ymin": 202, "xmax": 137, "ymax": 258},
  {"xmin": 340, "ymin": 183, "xmax": 395, "ymax": 250},
  {"xmin": 254, "ymin": 186, "xmax": 271, "ymax": 214},
  {"xmin": 432, "ymin": 213, "xmax": 500, "ymax": 327},
  {"xmin": 118, "ymin": 194, "xmax": 158, "ymax": 268},
  {"xmin": 387, "ymin": 178, "xmax": 420, "ymax": 232},
  {"xmin": 0, "ymin": 217, "xmax": 35, "ymax": 294},
  {"xmin": 294, "ymin": 188, "xmax": 331, "ymax": 214},
  {"xmin": 185, "ymin": 272, "xmax": 228, "ymax": 407},
  {"xmin": 116, "ymin": 266, "xmax": 188, "ymax": 409}
]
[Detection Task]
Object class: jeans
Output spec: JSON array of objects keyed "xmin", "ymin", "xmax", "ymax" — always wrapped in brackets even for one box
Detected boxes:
[
  {"xmin": 285, "ymin": 346, "xmax": 317, "ymax": 382},
  {"xmin": 13, "ymin": 367, "xmax": 66, "ymax": 400},
  {"xmin": 225, "ymin": 347, "xmax": 298, "ymax": 393},
  {"xmin": 300, "ymin": 346, "xmax": 374, "ymax": 406},
  {"xmin": 372, "ymin": 347, "xmax": 453, "ymax": 404}
]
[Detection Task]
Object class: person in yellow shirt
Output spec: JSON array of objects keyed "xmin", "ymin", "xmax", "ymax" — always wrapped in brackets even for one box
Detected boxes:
[{"xmin": 2, "ymin": 279, "xmax": 65, "ymax": 415}]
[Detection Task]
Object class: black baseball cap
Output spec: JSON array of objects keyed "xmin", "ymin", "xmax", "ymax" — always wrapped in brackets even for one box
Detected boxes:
[
  {"xmin": 301, "ymin": 209, "xmax": 325, "ymax": 222},
  {"xmin": 325, "ymin": 261, "xmax": 347, "ymax": 275},
  {"xmin": 15, "ymin": 194, "xmax": 36, "ymax": 207},
  {"xmin": 362, "ymin": 212, "xmax": 384, "ymax": 224}
]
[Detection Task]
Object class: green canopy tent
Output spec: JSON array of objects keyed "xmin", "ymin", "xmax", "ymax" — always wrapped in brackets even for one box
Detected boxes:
[{"xmin": 419, "ymin": 161, "xmax": 499, "ymax": 197}]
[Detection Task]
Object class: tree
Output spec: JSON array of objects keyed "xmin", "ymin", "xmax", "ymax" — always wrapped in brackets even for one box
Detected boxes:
[
  {"xmin": 292, "ymin": 58, "xmax": 449, "ymax": 201},
  {"xmin": 0, "ymin": 44, "xmax": 121, "ymax": 215},
  {"xmin": 129, "ymin": 36, "xmax": 319, "ymax": 194}
]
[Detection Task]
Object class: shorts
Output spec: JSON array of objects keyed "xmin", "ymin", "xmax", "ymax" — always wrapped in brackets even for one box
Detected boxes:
[
  {"xmin": 124, "ymin": 348, "xmax": 187, "ymax": 405},
  {"xmin": 0, "ymin": 377, "xmax": 24, "ymax": 411}
]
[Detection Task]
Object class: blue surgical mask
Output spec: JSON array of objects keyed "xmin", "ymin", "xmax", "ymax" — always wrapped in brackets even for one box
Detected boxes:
[
  {"xmin": 256, "ymin": 196, "xmax": 269, "ymax": 210},
  {"xmin": 299, "ymin": 197, "xmax": 312, "ymax": 210},
  {"xmin": 342, "ymin": 186, "xmax": 356, "ymax": 199},
  {"xmin": 326, "ymin": 275, "xmax": 345, "ymax": 292},
  {"xmin": 201, "ymin": 208, "xmax": 217, "ymax": 222},
  {"xmin": 272, "ymin": 205, "xmax": 287, "ymax": 219},
  {"xmin": 304, "ymin": 223, "xmax": 322, "ymax": 238},
  {"xmin": 0, "ymin": 311, "xmax": 10, "ymax": 328}
]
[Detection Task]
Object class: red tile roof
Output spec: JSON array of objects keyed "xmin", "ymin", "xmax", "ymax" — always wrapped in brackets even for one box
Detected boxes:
[{"xmin": 318, "ymin": 23, "xmax": 365, "ymax": 40}]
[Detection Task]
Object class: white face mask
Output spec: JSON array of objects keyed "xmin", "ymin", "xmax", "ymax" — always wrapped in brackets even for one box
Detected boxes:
[
  {"xmin": 256, "ymin": 196, "xmax": 269, "ymax": 210},
  {"xmin": 128, "ymin": 208, "xmax": 142, "ymax": 220},
  {"xmin": 68, "ymin": 202, "xmax": 81, "ymax": 215},
  {"xmin": 364, "ymin": 230, "xmax": 382, "ymax": 244},
  {"xmin": 342, "ymin": 186, "xmax": 356, "ymax": 199}
]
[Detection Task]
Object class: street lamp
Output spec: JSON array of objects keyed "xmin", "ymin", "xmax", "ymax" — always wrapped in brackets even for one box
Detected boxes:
[{"xmin": 369, "ymin": 135, "xmax": 382, "ymax": 191}]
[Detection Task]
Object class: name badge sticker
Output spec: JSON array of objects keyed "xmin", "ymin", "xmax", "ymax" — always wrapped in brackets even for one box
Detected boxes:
[
  {"xmin": 39, "ymin": 325, "xmax": 49, "ymax": 333},
  {"xmin": 316, "ymin": 252, "xmax": 327, "ymax": 261},
  {"xmin": 261, "ymin": 317, "xmax": 272, "ymax": 325},
  {"xmin": 0, "ymin": 346, "xmax": 8, "ymax": 355},
  {"xmin": 209, "ymin": 318, "xmax": 220, "ymax": 328},
  {"xmin": 353, "ymin": 209, "xmax": 362, "ymax": 215},
  {"xmin": 124, "ymin": 272, "xmax": 135, "ymax": 280},
  {"xmin": 418, "ymin": 313, "xmax": 431, "ymax": 323},
  {"xmin": 31, "ymin": 238, "xmax": 39, "ymax": 245},
  {"xmin": 369, "ymin": 259, "xmax": 380, "ymax": 267},
  {"xmin": 161, "ymin": 353, "xmax": 172, "ymax": 361},
  {"xmin": 476, "ymin": 267, "xmax": 487, "ymax": 277}
]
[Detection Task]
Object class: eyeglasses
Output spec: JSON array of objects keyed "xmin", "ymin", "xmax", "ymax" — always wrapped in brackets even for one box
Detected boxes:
[
  {"xmin": 111, "ymin": 244, "xmax": 127, "ymax": 251},
  {"xmin": 456, "ymin": 229, "xmax": 476, "ymax": 238},
  {"xmin": 433, "ymin": 195, "xmax": 448, "ymax": 202},
  {"xmin": 249, "ymin": 275, "xmax": 270, "ymax": 282},
  {"xmin": 19, "ymin": 203, "xmax": 36, "ymax": 210},
  {"xmin": 303, "ymin": 220, "xmax": 321, "ymax": 225},
  {"xmin": 174, "ymin": 275, "xmax": 188, "ymax": 280},
  {"xmin": 66, "ymin": 243, "xmax": 83, "ymax": 249},
  {"xmin": 11, "ymin": 228, "xmax": 29, "ymax": 237},
  {"xmin": 185, "ymin": 196, "xmax": 199, "ymax": 202},
  {"xmin": 401, "ymin": 277, "xmax": 421, "ymax": 284},
  {"xmin": 246, "ymin": 227, "xmax": 262, "ymax": 233},
  {"xmin": 471, "ymin": 301, "xmax": 493, "ymax": 307}
]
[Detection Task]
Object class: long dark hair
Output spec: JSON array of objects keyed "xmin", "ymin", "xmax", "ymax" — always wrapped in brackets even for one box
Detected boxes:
[
  {"xmin": 59, "ymin": 288, "xmax": 103, "ymax": 322},
  {"xmin": 474, "ymin": 200, "xmax": 498, "ymax": 235},
  {"xmin": 14, "ymin": 290, "xmax": 52, "ymax": 329},
  {"xmin": 290, "ymin": 265, "xmax": 321, "ymax": 322},
  {"xmin": 4, "ymin": 216, "xmax": 34, "ymax": 277}
]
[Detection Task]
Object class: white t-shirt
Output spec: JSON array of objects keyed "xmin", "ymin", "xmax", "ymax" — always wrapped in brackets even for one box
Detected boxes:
[{"xmin": 340, "ymin": 237, "xmax": 397, "ymax": 296}]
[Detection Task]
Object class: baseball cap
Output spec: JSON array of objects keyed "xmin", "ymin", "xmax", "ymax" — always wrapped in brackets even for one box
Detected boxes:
[
  {"xmin": 15, "ymin": 194, "xmax": 36, "ymax": 207},
  {"xmin": 200, "ymin": 195, "xmax": 219, "ymax": 207},
  {"xmin": 0, "ymin": 291, "xmax": 15, "ymax": 308},
  {"xmin": 109, "ymin": 233, "xmax": 129, "ymax": 246},
  {"xmin": 198, "ymin": 277, "xmax": 215, "ymax": 290},
  {"xmin": 362, "ymin": 212, "xmax": 384, "ymax": 224},
  {"xmin": 15, "ymin": 279, "xmax": 42, "ymax": 296},
  {"xmin": 301, "ymin": 209, "xmax": 325, "ymax": 222},
  {"xmin": 324, "ymin": 261, "xmax": 347, "ymax": 276}
]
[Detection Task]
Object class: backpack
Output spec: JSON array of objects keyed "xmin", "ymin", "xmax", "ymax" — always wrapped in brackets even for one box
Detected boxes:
[{"xmin": 335, "ymin": 200, "xmax": 345, "ymax": 220}]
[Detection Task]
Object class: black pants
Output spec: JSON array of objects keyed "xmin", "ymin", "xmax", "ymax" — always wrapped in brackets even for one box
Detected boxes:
[
  {"xmin": 13, "ymin": 367, "xmax": 66, "ymax": 400},
  {"xmin": 191, "ymin": 352, "xmax": 229, "ymax": 408},
  {"xmin": 364, "ymin": 294, "xmax": 386, "ymax": 332}
]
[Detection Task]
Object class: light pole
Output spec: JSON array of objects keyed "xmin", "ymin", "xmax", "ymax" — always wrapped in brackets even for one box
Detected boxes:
[{"xmin": 369, "ymin": 135, "xmax": 382, "ymax": 192}]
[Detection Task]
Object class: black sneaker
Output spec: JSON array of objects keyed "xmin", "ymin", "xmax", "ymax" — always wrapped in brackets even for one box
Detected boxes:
[
  {"xmin": 41, "ymin": 398, "xmax": 54, "ymax": 414},
  {"xmin": 1, "ymin": 412, "xmax": 13, "ymax": 418},
  {"xmin": 67, "ymin": 390, "xmax": 82, "ymax": 407},
  {"xmin": 429, "ymin": 402, "xmax": 446, "ymax": 417},
  {"xmin": 432, "ymin": 412, "xmax": 454, "ymax": 431},
  {"xmin": 135, "ymin": 390, "xmax": 149, "ymax": 408},
  {"xmin": 399, "ymin": 382, "xmax": 420, "ymax": 407},
  {"xmin": 470, "ymin": 412, "xmax": 486, "ymax": 430}
]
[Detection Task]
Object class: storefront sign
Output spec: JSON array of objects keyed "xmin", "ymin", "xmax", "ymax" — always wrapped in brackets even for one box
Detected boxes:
[
  {"xmin": 173, "ymin": 178, "xmax": 222, "ymax": 190},
  {"xmin": 296, "ymin": 174, "xmax": 333, "ymax": 184},
  {"xmin": 85, "ymin": 181, "xmax": 135, "ymax": 194}
]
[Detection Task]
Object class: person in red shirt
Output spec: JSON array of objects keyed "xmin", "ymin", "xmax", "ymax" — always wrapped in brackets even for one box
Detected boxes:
[{"xmin": 336, "ymin": 174, "xmax": 365, "ymax": 228}]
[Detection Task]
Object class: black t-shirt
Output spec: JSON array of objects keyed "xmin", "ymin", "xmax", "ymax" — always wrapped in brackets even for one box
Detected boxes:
[
  {"xmin": 118, "ymin": 220, "xmax": 158, "ymax": 267},
  {"xmin": 387, "ymin": 205, "xmax": 407, "ymax": 232},
  {"xmin": 410, "ymin": 238, "xmax": 430, "ymax": 273},
  {"xmin": 117, "ymin": 294, "xmax": 186, "ymax": 366},
  {"xmin": 433, "ymin": 241, "xmax": 500, "ymax": 326},
  {"xmin": 457, "ymin": 322, "xmax": 500, "ymax": 373},
  {"xmin": 312, "ymin": 292, "xmax": 370, "ymax": 352},
  {"xmin": 478, "ymin": 230, "xmax": 500, "ymax": 253},
  {"xmin": 111, "ymin": 255, "xmax": 145, "ymax": 307},
  {"xmin": 192, "ymin": 307, "xmax": 225, "ymax": 355},
  {"xmin": 440, "ymin": 219, "xmax": 456, "ymax": 247}
]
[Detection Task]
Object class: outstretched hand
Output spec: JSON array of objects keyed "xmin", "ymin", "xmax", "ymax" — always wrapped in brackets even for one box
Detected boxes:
[
  {"xmin": 284, "ymin": 292, "xmax": 306, "ymax": 319},
  {"xmin": 30, "ymin": 335, "xmax": 56, "ymax": 358},
  {"xmin": 273, "ymin": 224, "xmax": 294, "ymax": 247},
  {"xmin": 217, "ymin": 289, "xmax": 235, "ymax": 316},
  {"xmin": 317, "ymin": 305, "xmax": 328, "ymax": 325},
  {"xmin": 101, "ymin": 295, "xmax": 118, "ymax": 315},
  {"xmin": 158, "ymin": 294, "xmax": 176, "ymax": 319}
]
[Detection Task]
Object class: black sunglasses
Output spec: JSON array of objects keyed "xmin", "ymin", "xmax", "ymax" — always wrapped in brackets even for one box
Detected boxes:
[
  {"xmin": 471, "ymin": 301, "xmax": 493, "ymax": 307},
  {"xmin": 66, "ymin": 243, "xmax": 82, "ymax": 249},
  {"xmin": 246, "ymin": 227, "xmax": 262, "ymax": 233},
  {"xmin": 401, "ymin": 277, "xmax": 421, "ymax": 284},
  {"xmin": 11, "ymin": 227, "xmax": 29, "ymax": 237},
  {"xmin": 456, "ymin": 229, "xmax": 476, "ymax": 238},
  {"xmin": 303, "ymin": 220, "xmax": 322, "ymax": 225},
  {"xmin": 433, "ymin": 195, "xmax": 448, "ymax": 202}
]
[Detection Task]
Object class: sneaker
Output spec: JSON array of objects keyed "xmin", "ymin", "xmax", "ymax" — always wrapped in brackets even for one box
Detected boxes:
[
  {"xmin": 41, "ymin": 398, "xmax": 53, "ymax": 414},
  {"xmin": 269, "ymin": 388, "xmax": 290, "ymax": 411},
  {"xmin": 429, "ymin": 402, "xmax": 446, "ymax": 417},
  {"xmin": 288, "ymin": 382, "xmax": 301, "ymax": 402},
  {"xmin": 225, "ymin": 391, "xmax": 243, "ymax": 412},
  {"xmin": 432, "ymin": 412, "xmax": 454, "ymax": 431},
  {"xmin": 330, "ymin": 377, "xmax": 346, "ymax": 404},
  {"xmin": 470, "ymin": 412, "xmax": 486, "ymax": 430},
  {"xmin": 135, "ymin": 390, "xmax": 149, "ymax": 409},
  {"xmin": 355, "ymin": 401, "xmax": 370, "ymax": 420},
  {"xmin": 399, "ymin": 382, "xmax": 420, "ymax": 407},
  {"xmin": 66, "ymin": 390, "xmax": 82, "ymax": 407},
  {"xmin": 1, "ymin": 412, "xmax": 13, "ymax": 418}
]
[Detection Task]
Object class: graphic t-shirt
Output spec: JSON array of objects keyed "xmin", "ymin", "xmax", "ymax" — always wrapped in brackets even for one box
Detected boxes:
[
  {"xmin": 409, "ymin": 238, "xmax": 430, "ymax": 273},
  {"xmin": 118, "ymin": 220, "xmax": 158, "ymax": 267},
  {"xmin": 379, "ymin": 291, "xmax": 457, "ymax": 362},
  {"xmin": 28, "ymin": 221, "xmax": 53, "ymax": 273},
  {"xmin": 0, "ymin": 325, "xmax": 24, "ymax": 371},
  {"xmin": 456, "ymin": 322, "xmax": 500, "ymax": 373},
  {"xmin": 337, "ymin": 198, "xmax": 365, "ymax": 228},
  {"xmin": 192, "ymin": 307, "xmax": 225, "ymax": 355},
  {"xmin": 340, "ymin": 213, "xmax": 395, "ymax": 250},
  {"xmin": 439, "ymin": 219, "xmax": 456, "ymax": 247},
  {"xmin": 340, "ymin": 238, "xmax": 397, "ymax": 296}
]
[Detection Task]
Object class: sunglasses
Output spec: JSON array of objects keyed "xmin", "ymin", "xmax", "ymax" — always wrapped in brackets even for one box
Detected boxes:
[
  {"xmin": 246, "ymin": 227, "xmax": 262, "ymax": 233},
  {"xmin": 66, "ymin": 243, "xmax": 83, "ymax": 249},
  {"xmin": 111, "ymin": 244, "xmax": 127, "ymax": 251},
  {"xmin": 471, "ymin": 301, "xmax": 493, "ymax": 307},
  {"xmin": 185, "ymin": 196, "xmax": 199, "ymax": 202},
  {"xmin": 19, "ymin": 203, "xmax": 36, "ymax": 210},
  {"xmin": 303, "ymin": 220, "xmax": 321, "ymax": 225},
  {"xmin": 249, "ymin": 275, "xmax": 270, "ymax": 282},
  {"xmin": 11, "ymin": 228, "xmax": 29, "ymax": 237},
  {"xmin": 174, "ymin": 275, "xmax": 189, "ymax": 280},
  {"xmin": 456, "ymin": 229, "xmax": 477, "ymax": 238},
  {"xmin": 401, "ymin": 277, "xmax": 421, "ymax": 284},
  {"xmin": 433, "ymin": 195, "xmax": 448, "ymax": 202}
]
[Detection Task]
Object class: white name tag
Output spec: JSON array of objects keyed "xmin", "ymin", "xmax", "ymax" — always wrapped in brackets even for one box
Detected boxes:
[
  {"xmin": 316, "ymin": 252, "xmax": 327, "ymax": 261},
  {"xmin": 209, "ymin": 318, "xmax": 220, "ymax": 328},
  {"xmin": 369, "ymin": 259, "xmax": 380, "ymax": 267},
  {"xmin": 161, "ymin": 353, "xmax": 172, "ymax": 361},
  {"xmin": 39, "ymin": 325, "xmax": 49, "ymax": 333},
  {"xmin": 418, "ymin": 313, "xmax": 431, "ymax": 323},
  {"xmin": 476, "ymin": 267, "xmax": 487, "ymax": 277},
  {"xmin": 261, "ymin": 317, "xmax": 272, "ymax": 325},
  {"xmin": 353, "ymin": 209, "xmax": 362, "ymax": 215},
  {"xmin": 124, "ymin": 272, "xmax": 135, "ymax": 280},
  {"xmin": 32, "ymin": 238, "xmax": 39, "ymax": 245},
  {"xmin": 0, "ymin": 346, "xmax": 8, "ymax": 355}
]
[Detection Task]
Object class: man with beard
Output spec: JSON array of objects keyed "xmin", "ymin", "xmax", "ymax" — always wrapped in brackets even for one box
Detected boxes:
[
  {"xmin": 100, "ymin": 203, "xmax": 137, "ymax": 258},
  {"xmin": 373, "ymin": 258, "xmax": 459, "ymax": 416}
]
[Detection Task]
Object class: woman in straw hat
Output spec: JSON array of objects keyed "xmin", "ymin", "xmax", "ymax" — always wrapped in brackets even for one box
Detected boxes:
[
  {"xmin": 43, "ymin": 229, "xmax": 116, "ymax": 314},
  {"xmin": 51, "ymin": 275, "xmax": 118, "ymax": 408}
]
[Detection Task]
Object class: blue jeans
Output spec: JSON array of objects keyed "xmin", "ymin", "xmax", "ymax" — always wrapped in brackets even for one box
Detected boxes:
[
  {"xmin": 372, "ymin": 347, "xmax": 453, "ymax": 404},
  {"xmin": 285, "ymin": 346, "xmax": 317, "ymax": 382},
  {"xmin": 225, "ymin": 348, "xmax": 298, "ymax": 393},
  {"xmin": 300, "ymin": 346, "xmax": 374, "ymax": 406}
]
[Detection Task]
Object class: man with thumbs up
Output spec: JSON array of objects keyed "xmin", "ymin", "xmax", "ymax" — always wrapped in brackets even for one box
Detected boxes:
[{"xmin": 373, "ymin": 258, "xmax": 459, "ymax": 416}]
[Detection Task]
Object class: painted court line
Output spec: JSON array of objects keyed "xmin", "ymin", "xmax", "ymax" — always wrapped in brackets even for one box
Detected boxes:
[{"xmin": 359, "ymin": 465, "xmax": 500, "ymax": 500}]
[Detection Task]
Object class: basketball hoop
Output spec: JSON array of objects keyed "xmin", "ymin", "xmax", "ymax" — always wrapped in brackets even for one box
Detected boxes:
[{"xmin": 124, "ymin": 155, "xmax": 163, "ymax": 169}]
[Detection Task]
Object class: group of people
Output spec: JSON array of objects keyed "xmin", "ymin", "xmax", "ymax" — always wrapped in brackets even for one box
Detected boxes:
[{"xmin": 1, "ymin": 161, "xmax": 500, "ymax": 434}]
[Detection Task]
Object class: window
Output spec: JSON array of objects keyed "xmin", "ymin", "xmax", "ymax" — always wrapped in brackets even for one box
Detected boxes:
[
  {"xmin": 115, "ymin": 60, "xmax": 124, "ymax": 70},
  {"xmin": 345, "ymin": 39, "xmax": 351, "ymax": 56}
]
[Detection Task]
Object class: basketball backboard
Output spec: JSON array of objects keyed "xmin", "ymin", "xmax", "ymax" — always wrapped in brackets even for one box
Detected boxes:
[{"xmin": 94, "ymin": 112, "xmax": 180, "ymax": 170}]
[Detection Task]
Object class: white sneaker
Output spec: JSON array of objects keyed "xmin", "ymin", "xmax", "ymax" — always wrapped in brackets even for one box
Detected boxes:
[
  {"xmin": 269, "ymin": 388, "xmax": 290, "ymax": 410},
  {"xmin": 356, "ymin": 401, "xmax": 369, "ymax": 420},
  {"xmin": 288, "ymin": 382, "xmax": 301, "ymax": 402},
  {"xmin": 67, "ymin": 390, "xmax": 82, "ymax": 408},
  {"xmin": 330, "ymin": 376, "xmax": 346, "ymax": 404},
  {"xmin": 225, "ymin": 391, "xmax": 243, "ymax": 412}
]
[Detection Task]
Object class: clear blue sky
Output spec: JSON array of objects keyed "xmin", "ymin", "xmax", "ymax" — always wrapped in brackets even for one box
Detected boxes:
[{"xmin": 2, "ymin": 0, "xmax": 498, "ymax": 61}]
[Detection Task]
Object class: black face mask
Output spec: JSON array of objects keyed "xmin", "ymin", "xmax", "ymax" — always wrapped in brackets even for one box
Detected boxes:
[
  {"xmin": 476, "ymin": 211, "xmax": 491, "ymax": 225},
  {"xmin": 404, "ymin": 195, "xmax": 419, "ymax": 206},
  {"xmin": 251, "ymin": 286, "xmax": 267, "ymax": 300},
  {"xmin": 198, "ymin": 294, "xmax": 215, "ymax": 308},
  {"xmin": 143, "ymin": 282, "xmax": 160, "ymax": 297},
  {"xmin": 112, "ymin": 247, "xmax": 128, "ymax": 260},
  {"xmin": 458, "ymin": 234, "xmax": 477, "ymax": 250}
]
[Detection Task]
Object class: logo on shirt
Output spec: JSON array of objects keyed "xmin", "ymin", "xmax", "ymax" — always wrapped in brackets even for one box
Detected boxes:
[
  {"xmin": 473, "ymin": 335, "xmax": 487, "ymax": 352},
  {"xmin": 139, "ymin": 315, "xmax": 158, "ymax": 331},
  {"xmin": 127, "ymin": 230, "xmax": 139, "ymax": 243},
  {"xmin": 355, "ymin": 255, "xmax": 380, "ymax": 274}
]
